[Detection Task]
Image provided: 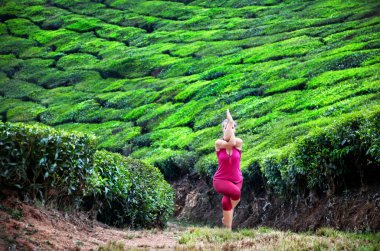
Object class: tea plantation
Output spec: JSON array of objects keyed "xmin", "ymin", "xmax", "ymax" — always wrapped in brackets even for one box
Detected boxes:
[{"xmin": 1, "ymin": 0, "xmax": 379, "ymax": 198}]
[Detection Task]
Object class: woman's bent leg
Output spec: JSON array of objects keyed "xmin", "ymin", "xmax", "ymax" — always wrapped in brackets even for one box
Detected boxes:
[
  {"xmin": 221, "ymin": 195, "xmax": 232, "ymax": 210},
  {"xmin": 213, "ymin": 179, "xmax": 242, "ymax": 206},
  {"xmin": 231, "ymin": 180, "xmax": 243, "ymax": 209}
]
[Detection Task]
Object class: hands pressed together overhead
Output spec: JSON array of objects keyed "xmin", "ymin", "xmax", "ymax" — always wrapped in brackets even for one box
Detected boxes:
[
  {"xmin": 224, "ymin": 109, "xmax": 236, "ymax": 145},
  {"xmin": 215, "ymin": 109, "xmax": 242, "ymax": 152},
  {"xmin": 226, "ymin": 109, "xmax": 233, "ymax": 124}
]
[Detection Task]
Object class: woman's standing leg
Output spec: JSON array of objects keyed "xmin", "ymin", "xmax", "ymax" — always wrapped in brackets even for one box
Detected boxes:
[
  {"xmin": 221, "ymin": 195, "xmax": 233, "ymax": 229},
  {"xmin": 230, "ymin": 180, "xmax": 243, "ymax": 227}
]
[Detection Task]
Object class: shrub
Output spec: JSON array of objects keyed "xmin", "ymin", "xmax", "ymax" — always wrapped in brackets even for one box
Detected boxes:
[
  {"xmin": 132, "ymin": 1, "xmax": 195, "ymax": 21},
  {"xmin": 130, "ymin": 146, "xmax": 187, "ymax": 180},
  {"xmin": 56, "ymin": 53, "xmax": 100, "ymax": 70},
  {"xmin": 135, "ymin": 102, "xmax": 182, "ymax": 130},
  {"xmin": 288, "ymin": 110, "xmax": 380, "ymax": 194},
  {"xmin": 122, "ymin": 103, "xmax": 157, "ymax": 121},
  {"xmin": 174, "ymin": 80, "xmax": 210, "ymax": 102},
  {"xmin": 0, "ymin": 121, "xmax": 97, "ymax": 206},
  {"xmin": 91, "ymin": 150, "xmax": 175, "ymax": 229},
  {"xmin": 94, "ymin": 90, "xmax": 159, "ymax": 109},
  {"xmin": 130, "ymin": 133, "xmax": 151, "ymax": 147},
  {"xmin": 55, "ymin": 121, "xmax": 141, "ymax": 153},
  {"xmin": 64, "ymin": 17, "xmax": 102, "ymax": 33},
  {"xmin": 0, "ymin": 79, "xmax": 45, "ymax": 99},
  {"xmin": 0, "ymin": 122, "xmax": 175, "ymax": 229},
  {"xmin": 5, "ymin": 18, "xmax": 39, "ymax": 36},
  {"xmin": 150, "ymin": 127, "xmax": 195, "ymax": 149},
  {"xmin": 259, "ymin": 109, "xmax": 380, "ymax": 195},
  {"xmin": 6, "ymin": 101, "xmax": 46, "ymax": 122},
  {"xmin": 200, "ymin": 67, "xmax": 227, "ymax": 81},
  {"xmin": 292, "ymin": 50, "xmax": 377, "ymax": 79},
  {"xmin": 194, "ymin": 152, "xmax": 218, "ymax": 180},
  {"xmin": 156, "ymin": 98, "xmax": 214, "ymax": 129},
  {"xmin": 0, "ymin": 54, "xmax": 22, "ymax": 77},
  {"xmin": 95, "ymin": 23, "xmax": 146, "ymax": 44},
  {"xmin": 244, "ymin": 35, "xmax": 323, "ymax": 64},
  {"xmin": 153, "ymin": 151, "xmax": 199, "ymax": 181},
  {"xmin": 241, "ymin": 162, "xmax": 266, "ymax": 195},
  {"xmin": 260, "ymin": 150, "xmax": 290, "ymax": 195},
  {"xmin": 0, "ymin": 35, "xmax": 37, "ymax": 56}
]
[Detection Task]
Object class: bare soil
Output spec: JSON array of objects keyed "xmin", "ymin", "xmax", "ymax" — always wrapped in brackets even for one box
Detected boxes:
[
  {"xmin": 1, "ymin": 172, "xmax": 379, "ymax": 250},
  {"xmin": 0, "ymin": 189, "xmax": 182, "ymax": 251}
]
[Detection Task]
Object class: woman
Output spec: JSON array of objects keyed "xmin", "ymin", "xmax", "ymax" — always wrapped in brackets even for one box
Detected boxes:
[{"xmin": 213, "ymin": 109, "xmax": 243, "ymax": 230}]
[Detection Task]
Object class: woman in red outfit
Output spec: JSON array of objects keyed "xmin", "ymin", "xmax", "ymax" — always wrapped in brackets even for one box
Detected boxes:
[{"xmin": 213, "ymin": 109, "xmax": 243, "ymax": 230}]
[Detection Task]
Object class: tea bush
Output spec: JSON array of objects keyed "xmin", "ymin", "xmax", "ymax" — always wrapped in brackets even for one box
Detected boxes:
[
  {"xmin": 154, "ymin": 151, "xmax": 199, "ymax": 181},
  {"xmin": 1, "ymin": 0, "xmax": 380, "ymax": 200},
  {"xmin": 0, "ymin": 121, "xmax": 97, "ymax": 205},
  {"xmin": 90, "ymin": 150, "xmax": 175, "ymax": 228},
  {"xmin": 260, "ymin": 109, "xmax": 380, "ymax": 195},
  {"xmin": 0, "ymin": 122, "xmax": 174, "ymax": 228}
]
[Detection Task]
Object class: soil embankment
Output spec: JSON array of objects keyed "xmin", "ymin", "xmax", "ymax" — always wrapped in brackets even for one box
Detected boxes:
[
  {"xmin": 172, "ymin": 172, "xmax": 380, "ymax": 232},
  {"xmin": 0, "ymin": 189, "xmax": 180, "ymax": 251},
  {"xmin": 1, "ymin": 174, "xmax": 379, "ymax": 250}
]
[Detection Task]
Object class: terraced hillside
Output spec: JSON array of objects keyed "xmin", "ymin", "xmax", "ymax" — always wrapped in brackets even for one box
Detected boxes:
[{"xmin": 1, "ymin": 0, "xmax": 379, "ymax": 194}]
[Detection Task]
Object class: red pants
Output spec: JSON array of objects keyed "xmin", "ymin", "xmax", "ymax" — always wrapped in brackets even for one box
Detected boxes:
[{"xmin": 213, "ymin": 179, "xmax": 243, "ymax": 211}]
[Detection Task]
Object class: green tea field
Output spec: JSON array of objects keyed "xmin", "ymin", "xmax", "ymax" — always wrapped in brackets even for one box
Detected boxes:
[{"xmin": 0, "ymin": 0, "xmax": 379, "ymax": 249}]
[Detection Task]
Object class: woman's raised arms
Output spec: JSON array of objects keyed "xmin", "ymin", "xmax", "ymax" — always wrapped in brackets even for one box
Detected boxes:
[
  {"xmin": 215, "ymin": 138, "xmax": 243, "ymax": 152},
  {"xmin": 215, "ymin": 109, "xmax": 243, "ymax": 151}
]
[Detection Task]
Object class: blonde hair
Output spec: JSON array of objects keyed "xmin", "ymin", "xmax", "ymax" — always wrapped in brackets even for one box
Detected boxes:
[{"xmin": 221, "ymin": 119, "xmax": 237, "ymax": 130}]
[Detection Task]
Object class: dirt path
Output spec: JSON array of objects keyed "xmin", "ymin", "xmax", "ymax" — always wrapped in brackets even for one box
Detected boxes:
[
  {"xmin": 0, "ymin": 193, "xmax": 186, "ymax": 251},
  {"xmin": 2, "ymin": 191, "xmax": 379, "ymax": 251}
]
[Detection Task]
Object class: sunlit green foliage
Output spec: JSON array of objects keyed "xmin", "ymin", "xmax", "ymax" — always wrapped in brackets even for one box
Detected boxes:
[
  {"xmin": 0, "ymin": 122, "xmax": 174, "ymax": 228},
  {"xmin": 0, "ymin": 0, "xmax": 379, "ymax": 197},
  {"xmin": 0, "ymin": 121, "xmax": 97, "ymax": 202},
  {"xmin": 55, "ymin": 121, "xmax": 141, "ymax": 152},
  {"xmin": 90, "ymin": 150, "xmax": 174, "ymax": 228}
]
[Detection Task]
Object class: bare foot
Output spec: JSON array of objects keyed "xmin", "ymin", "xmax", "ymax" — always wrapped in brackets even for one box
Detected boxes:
[
  {"xmin": 222, "ymin": 210, "xmax": 233, "ymax": 230},
  {"xmin": 222, "ymin": 209, "xmax": 233, "ymax": 226}
]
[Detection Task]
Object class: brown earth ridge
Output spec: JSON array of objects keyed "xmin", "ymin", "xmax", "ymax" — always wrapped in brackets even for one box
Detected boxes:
[
  {"xmin": 1, "ymin": 172, "xmax": 379, "ymax": 250},
  {"xmin": 172, "ymin": 172, "xmax": 380, "ymax": 232},
  {"xmin": 0, "ymin": 189, "xmax": 180, "ymax": 251}
]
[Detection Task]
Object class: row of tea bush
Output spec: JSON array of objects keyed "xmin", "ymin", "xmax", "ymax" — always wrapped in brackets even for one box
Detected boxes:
[{"xmin": 0, "ymin": 121, "xmax": 174, "ymax": 228}]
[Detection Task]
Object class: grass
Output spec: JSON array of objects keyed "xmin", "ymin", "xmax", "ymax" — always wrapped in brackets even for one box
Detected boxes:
[
  {"xmin": 175, "ymin": 226, "xmax": 380, "ymax": 251},
  {"xmin": 96, "ymin": 240, "xmax": 126, "ymax": 251},
  {"xmin": 94, "ymin": 224, "xmax": 380, "ymax": 251}
]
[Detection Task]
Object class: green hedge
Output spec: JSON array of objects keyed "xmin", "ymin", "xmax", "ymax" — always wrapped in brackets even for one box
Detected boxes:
[
  {"xmin": 0, "ymin": 121, "xmax": 97, "ymax": 205},
  {"xmin": 153, "ymin": 151, "xmax": 199, "ymax": 181},
  {"xmin": 0, "ymin": 121, "xmax": 174, "ymax": 229},
  {"xmin": 260, "ymin": 109, "xmax": 380, "ymax": 195},
  {"xmin": 90, "ymin": 150, "xmax": 174, "ymax": 228}
]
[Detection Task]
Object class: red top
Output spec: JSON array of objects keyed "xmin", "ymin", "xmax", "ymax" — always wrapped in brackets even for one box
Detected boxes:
[{"xmin": 213, "ymin": 146, "xmax": 243, "ymax": 183}]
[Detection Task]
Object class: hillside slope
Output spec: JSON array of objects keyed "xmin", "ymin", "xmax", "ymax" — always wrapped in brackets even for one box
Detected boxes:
[{"xmin": 1, "ymin": 0, "xmax": 380, "ymax": 193}]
